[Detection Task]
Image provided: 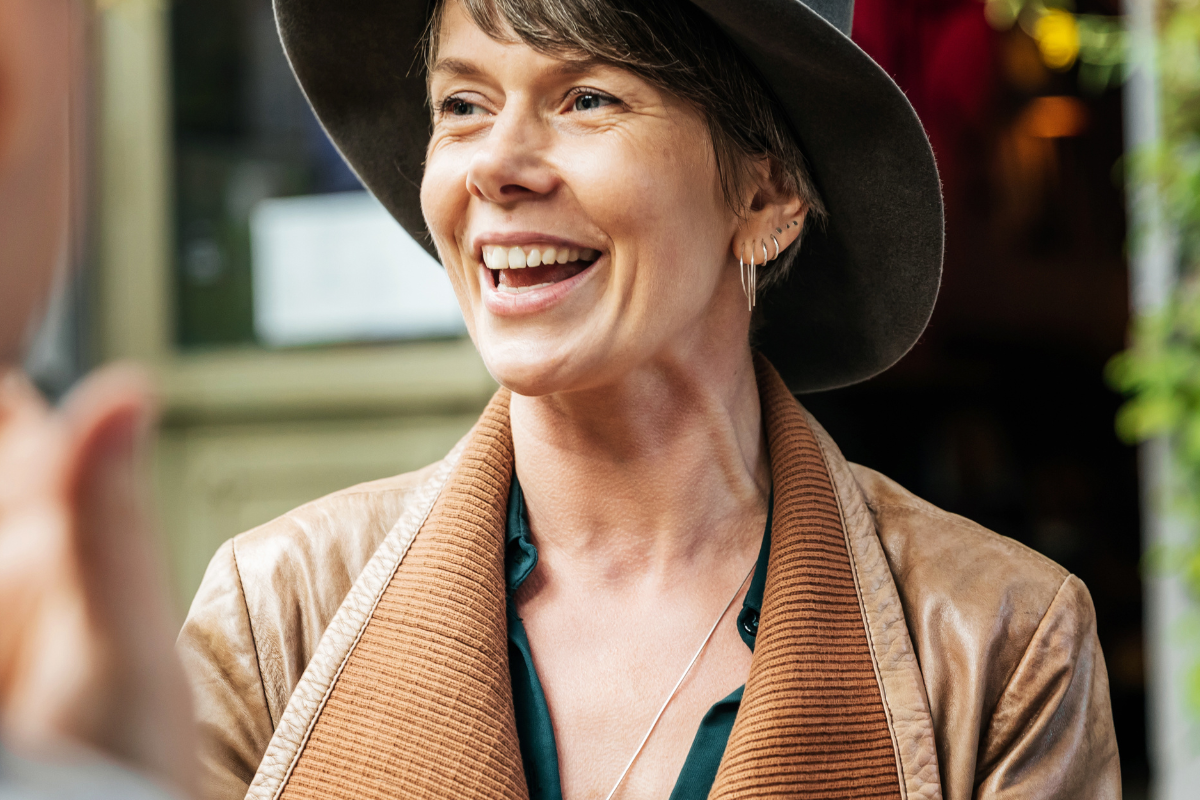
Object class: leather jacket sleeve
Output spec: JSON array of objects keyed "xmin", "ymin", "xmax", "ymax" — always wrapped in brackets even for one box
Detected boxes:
[
  {"xmin": 974, "ymin": 574, "xmax": 1120, "ymax": 799},
  {"xmin": 177, "ymin": 540, "xmax": 273, "ymax": 800}
]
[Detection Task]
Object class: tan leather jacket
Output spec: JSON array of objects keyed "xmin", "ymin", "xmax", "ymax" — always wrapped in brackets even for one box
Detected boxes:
[{"xmin": 178, "ymin": 366, "xmax": 1120, "ymax": 800}]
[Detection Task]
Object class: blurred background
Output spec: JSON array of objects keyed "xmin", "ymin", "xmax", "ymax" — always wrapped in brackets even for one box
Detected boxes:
[{"xmin": 26, "ymin": 0, "xmax": 1200, "ymax": 797}]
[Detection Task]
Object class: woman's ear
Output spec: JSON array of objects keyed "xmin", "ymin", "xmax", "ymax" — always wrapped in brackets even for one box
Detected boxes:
[{"xmin": 730, "ymin": 163, "xmax": 808, "ymax": 270}]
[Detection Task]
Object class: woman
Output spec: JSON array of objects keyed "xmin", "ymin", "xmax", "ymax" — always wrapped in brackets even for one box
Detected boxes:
[{"xmin": 179, "ymin": 0, "xmax": 1120, "ymax": 798}]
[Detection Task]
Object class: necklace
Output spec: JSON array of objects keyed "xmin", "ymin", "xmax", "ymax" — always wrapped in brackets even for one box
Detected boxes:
[{"xmin": 602, "ymin": 563, "xmax": 757, "ymax": 800}]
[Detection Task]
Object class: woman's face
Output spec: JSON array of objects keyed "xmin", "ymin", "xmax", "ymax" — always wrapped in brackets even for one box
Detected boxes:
[{"xmin": 421, "ymin": 1, "xmax": 747, "ymax": 396}]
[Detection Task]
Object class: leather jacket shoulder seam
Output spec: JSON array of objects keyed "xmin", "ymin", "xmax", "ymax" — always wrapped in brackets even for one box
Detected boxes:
[
  {"xmin": 991, "ymin": 571, "xmax": 1073, "ymax": 708},
  {"xmin": 864, "ymin": 500, "xmax": 1067, "ymax": 577},
  {"xmin": 230, "ymin": 536, "xmax": 274, "ymax": 729}
]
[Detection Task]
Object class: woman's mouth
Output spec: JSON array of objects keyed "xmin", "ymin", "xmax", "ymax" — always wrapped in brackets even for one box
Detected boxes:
[{"xmin": 482, "ymin": 244, "xmax": 601, "ymax": 294}]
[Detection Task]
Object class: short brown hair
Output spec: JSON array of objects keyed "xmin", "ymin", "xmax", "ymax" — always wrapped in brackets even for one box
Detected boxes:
[{"xmin": 424, "ymin": 0, "xmax": 826, "ymax": 290}]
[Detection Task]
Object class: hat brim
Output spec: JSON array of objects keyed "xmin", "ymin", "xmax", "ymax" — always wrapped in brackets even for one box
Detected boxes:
[{"xmin": 274, "ymin": 0, "xmax": 943, "ymax": 392}]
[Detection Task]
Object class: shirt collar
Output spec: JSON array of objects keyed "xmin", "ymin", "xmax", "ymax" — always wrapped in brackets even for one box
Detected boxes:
[{"xmin": 506, "ymin": 475, "xmax": 539, "ymax": 595}]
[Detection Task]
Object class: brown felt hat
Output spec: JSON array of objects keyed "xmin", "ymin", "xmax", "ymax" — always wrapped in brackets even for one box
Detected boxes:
[{"xmin": 273, "ymin": 0, "xmax": 943, "ymax": 392}]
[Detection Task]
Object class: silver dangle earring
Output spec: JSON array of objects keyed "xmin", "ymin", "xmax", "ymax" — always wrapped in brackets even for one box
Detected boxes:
[
  {"xmin": 740, "ymin": 241, "xmax": 757, "ymax": 309},
  {"xmin": 748, "ymin": 245, "xmax": 757, "ymax": 311},
  {"xmin": 739, "ymin": 241, "xmax": 749, "ymax": 300}
]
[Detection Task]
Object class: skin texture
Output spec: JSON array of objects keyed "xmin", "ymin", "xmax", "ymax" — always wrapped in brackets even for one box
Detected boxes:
[
  {"xmin": 0, "ymin": 0, "xmax": 71, "ymax": 361},
  {"xmin": 421, "ymin": 3, "xmax": 807, "ymax": 797},
  {"xmin": 0, "ymin": 0, "xmax": 197, "ymax": 794}
]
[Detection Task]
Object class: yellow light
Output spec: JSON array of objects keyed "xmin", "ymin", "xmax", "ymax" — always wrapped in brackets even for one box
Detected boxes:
[{"xmin": 1034, "ymin": 10, "xmax": 1081, "ymax": 71}]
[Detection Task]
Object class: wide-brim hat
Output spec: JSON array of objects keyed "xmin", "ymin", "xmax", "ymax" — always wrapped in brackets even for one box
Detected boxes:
[{"xmin": 273, "ymin": 0, "xmax": 943, "ymax": 393}]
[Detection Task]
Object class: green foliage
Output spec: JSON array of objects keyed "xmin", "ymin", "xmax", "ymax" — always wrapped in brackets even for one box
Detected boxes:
[
  {"xmin": 1075, "ymin": 14, "xmax": 1129, "ymax": 93},
  {"xmin": 1106, "ymin": 0, "xmax": 1200, "ymax": 709}
]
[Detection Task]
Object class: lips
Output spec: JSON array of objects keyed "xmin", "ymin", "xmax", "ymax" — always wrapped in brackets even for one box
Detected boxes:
[{"xmin": 481, "ymin": 243, "xmax": 602, "ymax": 294}]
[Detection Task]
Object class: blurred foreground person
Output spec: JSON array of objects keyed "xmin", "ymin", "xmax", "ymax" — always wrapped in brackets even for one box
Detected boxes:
[
  {"xmin": 181, "ymin": 0, "xmax": 1120, "ymax": 799},
  {"xmin": 0, "ymin": 1, "xmax": 195, "ymax": 797}
]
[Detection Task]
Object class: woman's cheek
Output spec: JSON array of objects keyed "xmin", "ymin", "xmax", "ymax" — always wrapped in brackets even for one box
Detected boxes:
[
  {"xmin": 420, "ymin": 157, "xmax": 479, "ymax": 333},
  {"xmin": 419, "ymin": 157, "xmax": 455, "ymax": 250}
]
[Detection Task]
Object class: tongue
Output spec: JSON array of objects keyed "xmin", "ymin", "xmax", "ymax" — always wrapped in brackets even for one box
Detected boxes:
[{"xmin": 499, "ymin": 261, "xmax": 589, "ymax": 289}]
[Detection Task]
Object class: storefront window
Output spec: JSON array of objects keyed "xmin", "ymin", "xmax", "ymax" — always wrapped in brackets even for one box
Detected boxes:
[{"xmin": 170, "ymin": 0, "xmax": 462, "ymax": 349}]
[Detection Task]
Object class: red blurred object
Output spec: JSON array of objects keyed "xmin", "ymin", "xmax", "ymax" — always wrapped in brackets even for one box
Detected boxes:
[{"xmin": 853, "ymin": 0, "xmax": 996, "ymax": 200}]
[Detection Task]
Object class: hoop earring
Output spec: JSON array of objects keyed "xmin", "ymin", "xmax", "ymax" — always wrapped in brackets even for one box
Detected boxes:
[{"xmin": 771, "ymin": 235, "xmax": 780, "ymax": 261}]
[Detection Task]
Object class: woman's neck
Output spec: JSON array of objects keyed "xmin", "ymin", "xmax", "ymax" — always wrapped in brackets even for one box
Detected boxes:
[{"xmin": 509, "ymin": 347, "xmax": 770, "ymax": 585}]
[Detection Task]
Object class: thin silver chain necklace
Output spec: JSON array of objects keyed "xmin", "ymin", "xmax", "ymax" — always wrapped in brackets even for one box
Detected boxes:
[{"xmin": 601, "ymin": 564, "xmax": 756, "ymax": 800}]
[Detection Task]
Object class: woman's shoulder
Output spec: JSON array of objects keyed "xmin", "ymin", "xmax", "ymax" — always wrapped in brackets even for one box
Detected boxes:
[
  {"xmin": 177, "ymin": 455, "xmax": 454, "ymax": 800},
  {"xmin": 229, "ymin": 458, "xmax": 450, "ymax": 606},
  {"xmin": 849, "ymin": 461, "xmax": 1071, "ymax": 621},
  {"xmin": 848, "ymin": 463, "xmax": 1117, "ymax": 797}
]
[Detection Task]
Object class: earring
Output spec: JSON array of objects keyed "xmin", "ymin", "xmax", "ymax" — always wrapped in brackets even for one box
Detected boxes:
[
  {"xmin": 750, "ymin": 244, "xmax": 758, "ymax": 310},
  {"xmin": 739, "ymin": 242, "xmax": 748, "ymax": 298},
  {"xmin": 771, "ymin": 235, "xmax": 780, "ymax": 261}
]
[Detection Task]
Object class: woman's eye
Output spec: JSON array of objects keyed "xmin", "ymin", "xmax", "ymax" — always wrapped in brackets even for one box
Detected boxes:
[
  {"xmin": 443, "ymin": 97, "xmax": 483, "ymax": 117},
  {"xmin": 572, "ymin": 93, "xmax": 616, "ymax": 112}
]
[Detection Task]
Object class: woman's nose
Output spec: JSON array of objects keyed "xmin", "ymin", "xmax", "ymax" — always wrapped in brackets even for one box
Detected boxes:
[{"xmin": 466, "ymin": 107, "xmax": 559, "ymax": 205}]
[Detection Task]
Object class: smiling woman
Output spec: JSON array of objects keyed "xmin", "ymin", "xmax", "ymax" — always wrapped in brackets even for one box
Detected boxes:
[{"xmin": 178, "ymin": 1, "xmax": 1120, "ymax": 799}]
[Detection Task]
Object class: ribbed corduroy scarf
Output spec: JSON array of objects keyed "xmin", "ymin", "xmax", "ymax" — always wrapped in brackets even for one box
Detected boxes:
[{"xmin": 278, "ymin": 357, "xmax": 901, "ymax": 799}]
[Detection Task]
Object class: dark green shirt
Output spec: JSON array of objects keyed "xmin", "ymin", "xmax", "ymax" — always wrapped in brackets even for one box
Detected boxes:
[{"xmin": 505, "ymin": 476, "xmax": 771, "ymax": 800}]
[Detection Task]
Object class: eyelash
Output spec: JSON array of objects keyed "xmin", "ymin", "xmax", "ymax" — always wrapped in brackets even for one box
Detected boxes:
[
  {"xmin": 437, "ymin": 96, "xmax": 480, "ymax": 117},
  {"xmin": 435, "ymin": 88, "xmax": 621, "ymax": 118},
  {"xmin": 565, "ymin": 88, "xmax": 620, "ymax": 111}
]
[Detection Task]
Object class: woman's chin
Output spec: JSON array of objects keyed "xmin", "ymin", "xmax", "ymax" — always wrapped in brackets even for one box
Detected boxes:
[
  {"xmin": 479, "ymin": 345, "xmax": 611, "ymax": 399},
  {"xmin": 484, "ymin": 359, "xmax": 580, "ymax": 399}
]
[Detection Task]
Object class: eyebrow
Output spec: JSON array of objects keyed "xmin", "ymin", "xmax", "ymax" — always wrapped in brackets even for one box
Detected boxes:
[{"xmin": 429, "ymin": 58, "xmax": 484, "ymax": 79}]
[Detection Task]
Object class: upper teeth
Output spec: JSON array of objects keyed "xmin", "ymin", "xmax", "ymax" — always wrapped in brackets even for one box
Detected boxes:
[{"xmin": 482, "ymin": 244, "xmax": 598, "ymax": 269}]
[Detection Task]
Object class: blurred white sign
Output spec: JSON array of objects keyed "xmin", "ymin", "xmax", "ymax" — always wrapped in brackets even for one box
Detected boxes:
[{"xmin": 251, "ymin": 192, "xmax": 466, "ymax": 347}]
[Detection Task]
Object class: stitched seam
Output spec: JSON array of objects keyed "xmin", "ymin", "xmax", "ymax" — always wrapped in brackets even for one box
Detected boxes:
[
  {"xmin": 811, "ymin": 416, "xmax": 908, "ymax": 800},
  {"xmin": 230, "ymin": 539, "xmax": 274, "ymax": 730},
  {"xmin": 270, "ymin": 448, "xmax": 459, "ymax": 800}
]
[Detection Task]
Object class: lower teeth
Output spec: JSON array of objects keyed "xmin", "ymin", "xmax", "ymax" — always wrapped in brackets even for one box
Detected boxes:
[{"xmin": 499, "ymin": 282, "xmax": 553, "ymax": 294}]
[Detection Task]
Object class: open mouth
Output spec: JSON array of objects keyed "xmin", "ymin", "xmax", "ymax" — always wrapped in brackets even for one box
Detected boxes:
[{"xmin": 482, "ymin": 244, "xmax": 602, "ymax": 294}]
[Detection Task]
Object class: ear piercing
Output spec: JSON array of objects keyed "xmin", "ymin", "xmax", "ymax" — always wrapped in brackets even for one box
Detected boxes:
[
  {"xmin": 740, "ymin": 242, "xmax": 758, "ymax": 311},
  {"xmin": 739, "ymin": 223, "xmax": 797, "ymax": 309}
]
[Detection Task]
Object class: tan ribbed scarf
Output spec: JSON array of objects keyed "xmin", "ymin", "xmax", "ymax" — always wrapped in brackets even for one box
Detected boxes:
[{"xmin": 279, "ymin": 357, "xmax": 901, "ymax": 799}]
